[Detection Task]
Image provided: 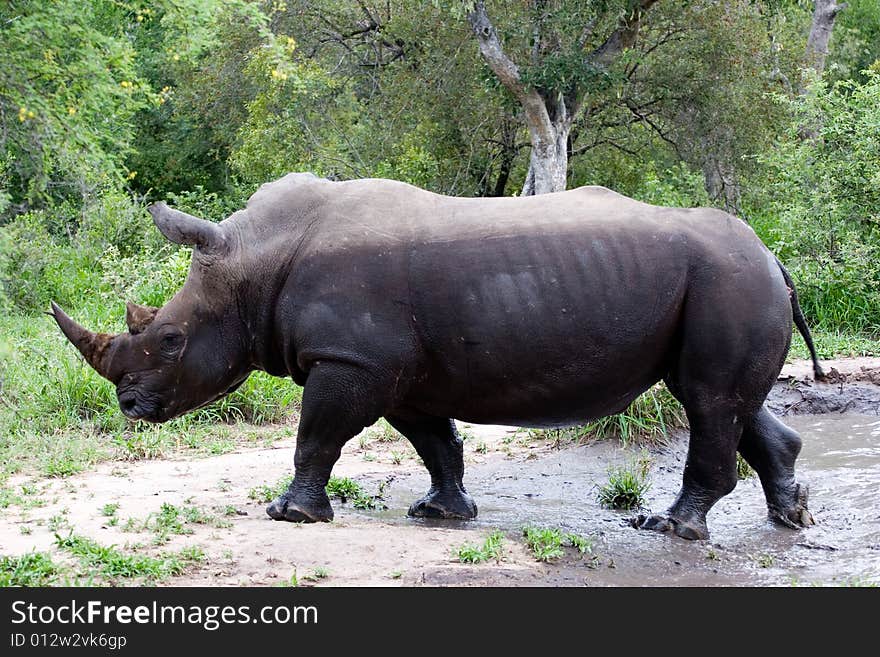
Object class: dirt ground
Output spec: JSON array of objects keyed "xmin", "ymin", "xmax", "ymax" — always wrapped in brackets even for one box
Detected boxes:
[{"xmin": 2, "ymin": 357, "xmax": 879, "ymax": 587}]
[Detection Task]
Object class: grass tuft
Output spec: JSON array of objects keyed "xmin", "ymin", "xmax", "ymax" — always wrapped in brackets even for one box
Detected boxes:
[
  {"xmin": 456, "ymin": 530, "xmax": 505, "ymax": 564},
  {"xmin": 248, "ymin": 475, "xmax": 387, "ymax": 510},
  {"xmin": 522, "ymin": 527, "xmax": 593, "ymax": 562},
  {"xmin": 0, "ymin": 552, "xmax": 59, "ymax": 586},
  {"xmin": 529, "ymin": 384, "xmax": 687, "ymax": 447},
  {"xmin": 597, "ymin": 459, "xmax": 651, "ymax": 510},
  {"xmin": 55, "ymin": 533, "xmax": 204, "ymax": 581}
]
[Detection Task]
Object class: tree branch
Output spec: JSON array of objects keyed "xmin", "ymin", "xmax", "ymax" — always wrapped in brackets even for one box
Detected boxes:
[
  {"xmin": 466, "ymin": 1, "xmax": 554, "ymax": 144},
  {"xmin": 592, "ymin": 0, "xmax": 660, "ymax": 67}
]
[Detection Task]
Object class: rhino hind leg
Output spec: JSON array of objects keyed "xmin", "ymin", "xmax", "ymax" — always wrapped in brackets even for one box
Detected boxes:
[
  {"xmin": 738, "ymin": 406, "xmax": 814, "ymax": 528},
  {"xmin": 385, "ymin": 412, "xmax": 477, "ymax": 520},
  {"xmin": 267, "ymin": 362, "xmax": 388, "ymax": 523},
  {"xmin": 636, "ymin": 378, "xmax": 744, "ymax": 541}
]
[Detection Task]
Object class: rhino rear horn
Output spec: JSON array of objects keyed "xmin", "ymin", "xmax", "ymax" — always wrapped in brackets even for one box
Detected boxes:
[
  {"xmin": 147, "ymin": 201, "xmax": 226, "ymax": 255},
  {"xmin": 125, "ymin": 301, "xmax": 158, "ymax": 335},
  {"xmin": 49, "ymin": 302, "xmax": 117, "ymax": 381}
]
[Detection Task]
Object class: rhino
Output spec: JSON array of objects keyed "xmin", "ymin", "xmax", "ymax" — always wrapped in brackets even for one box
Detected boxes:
[{"xmin": 52, "ymin": 173, "xmax": 824, "ymax": 540}]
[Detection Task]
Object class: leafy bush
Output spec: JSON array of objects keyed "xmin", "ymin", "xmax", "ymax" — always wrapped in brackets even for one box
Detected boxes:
[{"xmin": 759, "ymin": 69, "xmax": 880, "ymax": 334}]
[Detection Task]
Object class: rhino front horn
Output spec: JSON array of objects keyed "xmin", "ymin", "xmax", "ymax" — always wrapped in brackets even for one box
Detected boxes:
[
  {"xmin": 49, "ymin": 301, "xmax": 117, "ymax": 381},
  {"xmin": 147, "ymin": 201, "xmax": 226, "ymax": 255}
]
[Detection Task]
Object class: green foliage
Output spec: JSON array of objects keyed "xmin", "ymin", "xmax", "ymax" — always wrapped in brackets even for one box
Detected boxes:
[
  {"xmin": 55, "ymin": 533, "xmax": 204, "ymax": 581},
  {"xmin": 0, "ymin": 0, "xmax": 150, "ymax": 215},
  {"xmin": 597, "ymin": 459, "xmax": 651, "ymax": 510},
  {"xmin": 325, "ymin": 476, "xmax": 386, "ymax": 510},
  {"xmin": 523, "ymin": 527, "xmax": 565, "ymax": 562},
  {"xmin": 759, "ymin": 70, "xmax": 880, "ymax": 333},
  {"xmin": 229, "ymin": 33, "xmax": 345, "ymax": 183},
  {"xmin": 2, "ymin": 0, "xmax": 880, "ymax": 490},
  {"xmin": 788, "ymin": 330, "xmax": 880, "ymax": 360},
  {"xmin": 583, "ymin": 384, "xmax": 687, "ymax": 446},
  {"xmin": 0, "ymin": 552, "xmax": 59, "ymax": 586},
  {"xmin": 529, "ymin": 384, "xmax": 686, "ymax": 447},
  {"xmin": 248, "ymin": 477, "xmax": 292, "ymax": 503},
  {"xmin": 522, "ymin": 527, "xmax": 593, "ymax": 563},
  {"xmin": 636, "ymin": 163, "xmax": 712, "ymax": 209},
  {"xmin": 456, "ymin": 530, "xmax": 505, "ymax": 564},
  {"xmin": 736, "ymin": 454, "xmax": 756, "ymax": 480},
  {"xmin": 247, "ymin": 475, "xmax": 387, "ymax": 510}
]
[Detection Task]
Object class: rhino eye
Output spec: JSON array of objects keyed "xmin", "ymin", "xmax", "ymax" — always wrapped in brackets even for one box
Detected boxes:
[{"xmin": 159, "ymin": 332, "xmax": 185, "ymax": 356}]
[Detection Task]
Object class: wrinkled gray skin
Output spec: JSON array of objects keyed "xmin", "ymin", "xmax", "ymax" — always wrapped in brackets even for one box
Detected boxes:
[{"xmin": 53, "ymin": 172, "xmax": 825, "ymax": 540}]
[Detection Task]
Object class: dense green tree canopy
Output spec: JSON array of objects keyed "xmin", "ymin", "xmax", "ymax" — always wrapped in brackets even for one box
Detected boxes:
[{"xmin": 1, "ymin": 0, "xmax": 879, "ymax": 331}]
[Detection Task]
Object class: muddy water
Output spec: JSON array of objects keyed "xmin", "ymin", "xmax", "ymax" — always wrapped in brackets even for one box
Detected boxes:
[{"xmin": 368, "ymin": 415, "xmax": 880, "ymax": 586}]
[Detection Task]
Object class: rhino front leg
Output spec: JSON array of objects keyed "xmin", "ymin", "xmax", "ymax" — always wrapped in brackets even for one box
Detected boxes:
[
  {"xmin": 386, "ymin": 412, "xmax": 477, "ymax": 520},
  {"xmin": 267, "ymin": 362, "xmax": 385, "ymax": 523}
]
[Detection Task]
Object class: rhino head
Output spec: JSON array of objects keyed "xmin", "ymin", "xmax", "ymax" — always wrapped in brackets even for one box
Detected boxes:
[{"xmin": 51, "ymin": 203, "xmax": 251, "ymax": 423}]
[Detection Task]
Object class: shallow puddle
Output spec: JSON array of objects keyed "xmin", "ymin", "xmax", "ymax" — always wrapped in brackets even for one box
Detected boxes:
[{"xmin": 370, "ymin": 414, "xmax": 880, "ymax": 586}]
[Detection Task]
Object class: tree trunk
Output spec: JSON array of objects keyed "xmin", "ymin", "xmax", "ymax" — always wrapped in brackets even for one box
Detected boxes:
[
  {"xmin": 702, "ymin": 155, "xmax": 741, "ymax": 215},
  {"xmin": 522, "ymin": 118, "xmax": 570, "ymax": 195},
  {"xmin": 803, "ymin": 0, "xmax": 845, "ymax": 88},
  {"xmin": 467, "ymin": 1, "xmax": 658, "ymax": 196},
  {"xmin": 799, "ymin": 1, "xmax": 846, "ymax": 140}
]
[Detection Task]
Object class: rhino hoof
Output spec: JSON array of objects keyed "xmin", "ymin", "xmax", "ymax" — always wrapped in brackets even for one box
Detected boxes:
[
  {"xmin": 266, "ymin": 496, "xmax": 332, "ymax": 523},
  {"xmin": 769, "ymin": 483, "xmax": 815, "ymax": 529},
  {"xmin": 408, "ymin": 490, "xmax": 477, "ymax": 520},
  {"xmin": 633, "ymin": 513, "xmax": 709, "ymax": 541}
]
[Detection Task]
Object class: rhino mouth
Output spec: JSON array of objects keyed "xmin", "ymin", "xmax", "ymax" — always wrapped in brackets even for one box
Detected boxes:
[
  {"xmin": 117, "ymin": 387, "xmax": 164, "ymax": 422},
  {"xmin": 118, "ymin": 376, "xmax": 248, "ymax": 423}
]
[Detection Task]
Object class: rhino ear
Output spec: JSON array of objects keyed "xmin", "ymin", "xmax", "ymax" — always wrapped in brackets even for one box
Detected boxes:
[
  {"xmin": 125, "ymin": 302, "xmax": 159, "ymax": 335},
  {"xmin": 147, "ymin": 202, "xmax": 227, "ymax": 255}
]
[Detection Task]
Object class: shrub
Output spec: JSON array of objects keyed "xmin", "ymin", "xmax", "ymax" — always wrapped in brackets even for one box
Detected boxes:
[{"xmin": 759, "ymin": 70, "xmax": 880, "ymax": 334}]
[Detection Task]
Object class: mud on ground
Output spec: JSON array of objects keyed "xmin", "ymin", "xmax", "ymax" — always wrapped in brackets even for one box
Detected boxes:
[
  {"xmin": 2, "ymin": 358, "xmax": 878, "ymax": 587},
  {"xmin": 767, "ymin": 357, "xmax": 880, "ymax": 417}
]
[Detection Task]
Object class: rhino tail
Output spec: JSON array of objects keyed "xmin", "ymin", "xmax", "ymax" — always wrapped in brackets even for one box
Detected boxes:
[{"xmin": 775, "ymin": 258, "xmax": 826, "ymax": 381}]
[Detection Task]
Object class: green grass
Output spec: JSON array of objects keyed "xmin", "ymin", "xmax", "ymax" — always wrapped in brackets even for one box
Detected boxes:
[
  {"xmin": 3, "ymin": 531, "xmax": 206, "ymax": 587},
  {"xmin": 0, "ymin": 483, "xmax": 47, "ymax": 510},
  {"xmin": 0, "ymin": 552, "xmax": 60, "ymax": 586},
  {"xmin": 522, "ymin": 527, "xmax": 593, "ymax": 562},
  {"xmin": 584, "ymin": 385, "xmax": 687, "ymax": 445},
  {"xmin": 302, "ymin": 567, "xmax": 329, "ymax": 582},
  {"xmin": 120, "ymin": 502, "xmax": 232, "ymax": 544},
  {"xmin": 325, "ymin": 476, "xmax": 387, "ymax": 510},
  {"xmin": 324, "ymin": 476, "xmax": 362, "ymax": 501},
  {"xmin": 736, "ymin": 454, "xmax": 756, "ymax": 480},
  {"xmin": 55, "ymin": 533, "xmax": 204, "ymax": 582},
  {"xmin": 530, "ymin": 384, "xmax": 687, "ymax": 447},
  {"xmin": 249, "ymin": 475, "xmax": 387, "ymax": 510},
  {"xmin": 787, "ymin": 329, "xmax": 880, "ymax": 361},
  {"xmin": 248, "ymin": 476, "xmax": 292, "ymax": 503},
  {"xmin": 148, "ymin": 503, "xmax": 194, "ymax": 541},
  {"xmin": 597, "ymin": 460, "xmax": 651, "ymax": 510},
  {"xmin": 456, "ymin": 530, "xmax": 505, "ymax": 564},
  {"xmin": 365, "ymin": 419, "xmax": 403, "ymax": 443},
  {"xmin": 276, "ymin": 570, "xmax": 299, "ymax": 587}
]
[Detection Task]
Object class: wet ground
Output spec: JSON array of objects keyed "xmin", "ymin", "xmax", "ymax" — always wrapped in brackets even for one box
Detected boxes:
[
  {"xmin": 367, "ymin": 413, "xmax": 880, "ymax": 586},
  {"xmin": 1, "ymin": 357, "xmax": 878, "ymax": 586}
]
